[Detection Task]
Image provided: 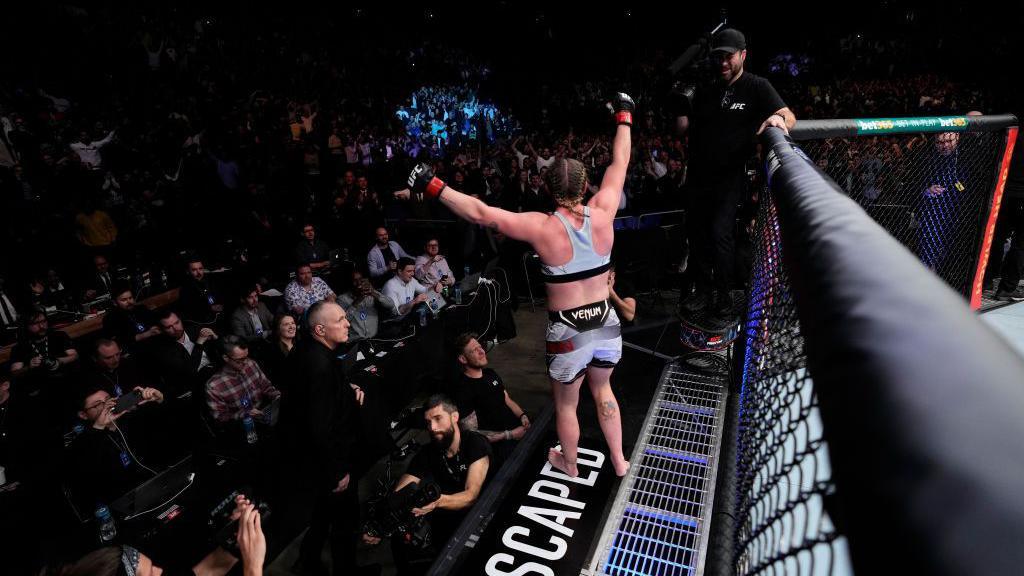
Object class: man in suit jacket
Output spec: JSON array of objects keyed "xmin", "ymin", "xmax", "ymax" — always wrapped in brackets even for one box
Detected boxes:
[
  {"xmin": 366, "ymin": 226, "xmax": 410, "ymax": 285},
  {"xmin": 279, "ymin": 301, "xmax": 367, "ymax": 575},
  {"xmin": 144, "ymin": 309, "xmax": 218, "ymax": 400},
  {"xmin": 230, "ymin": 284, "xmax": 274, "ymax": 343},
  {"xmin": 81, "ymin": 254, "xmax": 115, "ymax": 303}
]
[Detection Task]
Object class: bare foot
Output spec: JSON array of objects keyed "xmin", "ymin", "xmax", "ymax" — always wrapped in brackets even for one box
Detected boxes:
[
  {"xmin": 548, "ymin": 447, "xmax": 578, "ymax": 478},
  {"xmin": 613, "ymin": 459, "xmax": 630, "ymax": 477}
]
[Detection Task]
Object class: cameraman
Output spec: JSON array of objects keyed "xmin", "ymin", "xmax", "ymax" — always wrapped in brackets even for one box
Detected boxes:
[
  {"xmin": 362, "ymin": 395, "xmax": 491, "ymax": 575},
  {"xmin": 677, "ymin": 28, "xmax": 795, "ymax": 321}
]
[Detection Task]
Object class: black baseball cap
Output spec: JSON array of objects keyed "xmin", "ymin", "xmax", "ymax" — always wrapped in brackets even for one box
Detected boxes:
[{"xmin": 711, "ymin": 28, "xmax": 746, "ymax": 54}]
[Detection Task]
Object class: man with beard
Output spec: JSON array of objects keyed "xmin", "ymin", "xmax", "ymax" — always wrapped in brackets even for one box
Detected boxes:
[
  {"xmin": 676, "ymin": 28, "xmax": 795, "ymax": 322},
  {"xmin": 361, "ymin": 395, "xmax": 490, "ymax": 575}
]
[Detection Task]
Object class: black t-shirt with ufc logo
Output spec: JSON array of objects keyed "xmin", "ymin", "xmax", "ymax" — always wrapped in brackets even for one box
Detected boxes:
[{"xmin": 688, "ymin": 71, "xmax": 786, "ymax": 183}]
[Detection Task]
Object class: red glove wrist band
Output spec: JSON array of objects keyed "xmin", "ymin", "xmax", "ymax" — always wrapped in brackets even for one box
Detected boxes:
[{"xmin": 425, "ymin": 177, "xmax": 446, "ymax": 198}]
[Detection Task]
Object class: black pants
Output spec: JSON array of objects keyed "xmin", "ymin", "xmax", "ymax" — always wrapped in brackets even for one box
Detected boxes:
[
  {"xmin": 299, "ymin": 483, "xmax": 360, "ymax": 576},
  {"xmin": 997, "ymin": 198, "xmax": 1024, "ymax": 292},
  {"xmin": 686, "ymin": 170, "xmax": 746, "ymax": 294}
]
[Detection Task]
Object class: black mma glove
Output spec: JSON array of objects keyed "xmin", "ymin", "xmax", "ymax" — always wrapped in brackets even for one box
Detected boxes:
[
  {"xmin": 608, "ymin": 92, "xmax": 635, "ymax": 126},
  {"xmin": 408, "ymin": 163, "xmax": 447, "ymax": 199}
]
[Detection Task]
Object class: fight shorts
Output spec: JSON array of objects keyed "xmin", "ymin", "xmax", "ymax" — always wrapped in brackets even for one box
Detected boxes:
[{"xmin": 545, "ymin": 299, "xmax": 622, "ymax": 383}]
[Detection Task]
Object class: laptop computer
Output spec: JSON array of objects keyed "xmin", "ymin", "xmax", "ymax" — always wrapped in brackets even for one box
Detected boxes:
[{"xmin": 110, "ymin": 456, "xmax": 195, "ymax": 520}]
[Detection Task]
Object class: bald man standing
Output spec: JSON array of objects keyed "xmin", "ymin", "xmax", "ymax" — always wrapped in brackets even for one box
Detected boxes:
[{"xmin": 280, "ymin": 301, "xmax": 370, "ymax": 575}]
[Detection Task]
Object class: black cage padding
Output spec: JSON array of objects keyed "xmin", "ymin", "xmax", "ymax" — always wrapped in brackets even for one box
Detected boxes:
[{"xmin": 762, "ymin": 126, "xmax": 1024, "ymax": 575}]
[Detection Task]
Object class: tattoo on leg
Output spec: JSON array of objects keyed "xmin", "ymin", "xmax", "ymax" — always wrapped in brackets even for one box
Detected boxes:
[{"xmin": 600, "ymin": 400, "xmax": 617, "ymax": 419}]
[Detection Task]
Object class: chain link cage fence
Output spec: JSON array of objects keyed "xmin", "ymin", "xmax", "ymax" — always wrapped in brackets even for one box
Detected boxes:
[
  {"xmin": 733, "ymin": 194, "xmax": 852, "ymax": 576},
  {"xmin": 727, "ymin": 116, "xmax": 1016, "ymax": 576},
  {"xmin": 792, "ymin": 118, "xmax": 1013, "ymax": 300}
]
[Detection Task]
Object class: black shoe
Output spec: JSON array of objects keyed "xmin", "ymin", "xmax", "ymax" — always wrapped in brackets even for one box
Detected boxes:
[
  {"xmin": 995, "ymin": 287, "xmax": 1024, "ymax": 302},
  {"xmin": 681, "ymin": 289, "xmax": 711, "ymax": 313}
]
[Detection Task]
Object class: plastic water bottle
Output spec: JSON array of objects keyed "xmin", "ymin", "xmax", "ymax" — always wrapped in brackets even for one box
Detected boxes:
[
  {"xmin": 454, "ymin": 285, "xmax": 463, "ymax": 305},
  {"xmin": 95, "ymin": 505, "xmax": 117, "ymax": 543},
  {"xmin": 464, "ymin": 266, "xmax": 471, "ymax": 279},
  {"xmin": 243, "ymin": 416, "xmax": 258, "ymax": 445},
  {"xmin": 418, "ymin": 306, "xmax": 427, "ymax": 327}
]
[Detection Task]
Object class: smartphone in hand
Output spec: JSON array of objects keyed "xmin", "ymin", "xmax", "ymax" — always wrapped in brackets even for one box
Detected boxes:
[{"xmin": 112, "ymin": 390, "xmax": 142, "ymax": 414}]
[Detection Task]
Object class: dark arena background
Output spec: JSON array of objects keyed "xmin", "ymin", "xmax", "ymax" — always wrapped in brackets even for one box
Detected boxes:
[{"xmin": 1, "ymin": 3, "xmax": 1023, "ymax": 576}]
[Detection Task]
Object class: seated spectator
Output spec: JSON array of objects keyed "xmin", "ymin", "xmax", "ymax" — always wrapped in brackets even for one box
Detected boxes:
[
  {"xmin": 260, "ymin": 313, "xmax": 297, "ymax": 387},
  {"xmin": 145, "ymin": 310, "xmax": 217, "ymax": 399},
  {"xmin": 231, "ymin": 284, "xmax": 274, "ymax": 343},
  {"xmin": 337, "ymin": 269, "xmax": 395, "ymax": 341},
  {"xmin": 415, "ymin": 237, "xmax": 456, "ymax": 288},
  {"xmin": 83, "ymin": 339, "xmax": 150, "ymax": 398},
  {"xmin": 285, "ymin": 263, "xmax": 336, "ymax": 316},
  {"xmin": 382, "ymin": 257, "xmax": 441, "ymax": 319},
  {"xmin": 9, "ymin": 308, "xmax": 79, "ymax": 398},
  {"xmin": 81, "ymin": 254, "xmax": 114, "ymax": 303},
  {"xmin": 608, "ymin": 263, "xmax": 637, "ymax": 325},
  {"xmin": 367, "ymin": 227, "xmax": 410, "ymax": 285},
  {"xmin": 102, "ymin": 282, "xmax": 161, "ymax": 351},
  {"xmin": 69, "ymin": 384, "xmax": 165, "ymax": 507},
  {"xmin": 362, "ymin": 395, "xmax": 490, "ymax": 569},
  {"xmin": 43, "ymin": 267, "xmax": 73, "ymax": 310},
  {"xmin": 294, "ymin": 222, "xmax": 331, "ymax": 272},
  {"xmin": 453, "ymin": 332, "xmax": 530, "ymax": 465},
  {"xmin": 24, "ymin": 267, "xmax": 74, "ymax": 311},
  {"xmin": 179, "ymin": 256, "xmax": 224, "ymax": 324},
  {"xmin": 205, "ymin": 336, "xmax": 280, "ymax": 441}
]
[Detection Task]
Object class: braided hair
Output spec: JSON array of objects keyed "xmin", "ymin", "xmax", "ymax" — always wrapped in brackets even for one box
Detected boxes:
[{"xmin": 543, "ymin": 158, "xmax": 589, "ymax": 211}]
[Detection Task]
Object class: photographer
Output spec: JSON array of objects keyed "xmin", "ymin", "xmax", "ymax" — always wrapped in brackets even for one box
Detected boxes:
[
  {"xmin": 42, "ymin": 495, "xmax": 266, "ymax": 576},
  {"xmin": 9, "ymin": 308, "xmax": 79, "ymax": 413},
  {"xmin": 676, "ymin": 28, "xmax": 795, "ymax": 322},
  {"xmin": 338, "ymin": 269, "xmax": 396, "ymax": 341},
  {"xmin": 9, "ymin": 308, "xmax": 78, "ymax": 378},
  {"xmin": 362, "ymin": 395, "xmax": 490, "ymax": 575}
]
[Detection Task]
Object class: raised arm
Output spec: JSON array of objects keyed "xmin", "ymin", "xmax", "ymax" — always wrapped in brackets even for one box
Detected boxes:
[
  {"xmin": 591, "ymin": 93, "xmax": 634, "ymax": 217},
  {"xmin": 399, "ymin": 164, "xmax": 547, "ymax": 244}
]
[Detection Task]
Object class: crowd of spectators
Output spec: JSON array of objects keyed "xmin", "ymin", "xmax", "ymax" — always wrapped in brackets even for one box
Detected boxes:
[
  {"xmin": 0, "ymin": 5, "xmax": 1014, "ymax": 575},
  {"xmin": 395, "ymin": 85, "xmax": 520, "ymax": 147}
]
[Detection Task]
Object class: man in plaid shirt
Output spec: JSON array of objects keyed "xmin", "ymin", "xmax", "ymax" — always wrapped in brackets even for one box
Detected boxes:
[{"xmin": 206, "ymin": 335, "xmax": 281, "ymax": 423}]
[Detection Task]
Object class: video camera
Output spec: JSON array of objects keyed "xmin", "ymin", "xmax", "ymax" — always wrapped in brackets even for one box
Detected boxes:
[
  {"xmin": 363, "ymin": 480, "xmax": 442, "ymax": 550},
  {"xmin": 666, "ymin": 13, "xmax": 730, "ymax": 111},
  {"xmin": 207, "ymin": 489, "xmax": 272, "ymax": 555}
]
